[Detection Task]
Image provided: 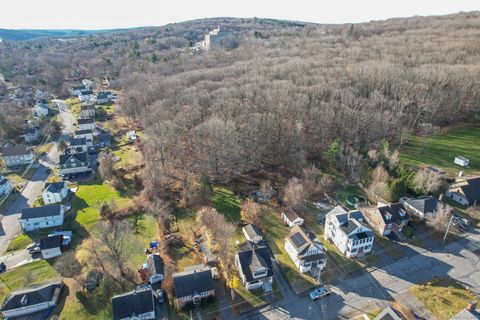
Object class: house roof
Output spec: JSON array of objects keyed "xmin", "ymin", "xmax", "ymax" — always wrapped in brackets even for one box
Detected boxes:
[
  {"xmin": 59, "ymin": 152, "xmax": 88, "ymax": 165},
  {"xmin": 77, "ymin": 118, "xmax": 94, "ymax": 125},
  {"xmin": 452, "ymin": 307, "xmax": 480, "ymax": 320},
  {"xmin": 243, "ymin": 224, "xmax": 262, "ymax": 240},
  {"xmin": 80, "ymin": 105, "xmax": 95, "ymax": 111},
  {"xmin": 24, "ymin": 127, "xmax": 39, "ymax": 135},
  {"xmin": 74, "ymin": 129, "xmax": 93, "ymax": 136},
  {"xmin": 2, "ymin": 145, "xmax": 31, "ymax": 157},
  {"xmin": 112, "ymin": 287, "xmax": 154, "ymax": 320},
  {"xmin": 70, "ymin": 137, "xmax": 87, "ymax": 146},
  {"xmin": 21, "ymin": 205, "xmax": 63, "ymax": 220},
  {"xmin": 96, "ymin": 92, "xmax": 110, "ymax": 99},
  {"xmin": 366, "ymin": 203, "xmax": 408, "ymax": 225},
  {"xmin": 45, "ymin": 182, "xmax": 66, "ymax": 194},
  {"xmin": 173, "ymin": 267, "xmax": 214, "ymax": 298},
  {"xmin": 98, "ymin": 133, "xmax": 111, "ymax": 143},
  {"xmin": 236, "ymin": 245, "xmax": 273, "ymax": 282},
  {"xmin": 401, "ymin": 196, "xmax": 438, "ymax": 216},
  {"xmin": 80, "ymin": 90, "xmax": 93, "ymax": 95},
  {"xmin": 40, "ymin": 235, "xmax": 63, "ymax": 250},
  {"xmin": 283, "ymin": 208, "xmax": 301, "ymax": 222},
  {"xmin": 373, "ymin": 306, "xmax": 404, "ymax": 320},
  {"xmin": 0, "ymin": 280, "xmax": 63, "ymax": 312},
  {"xmin": 286, "ymin": 225, "xmax": 325, "ymax": 258},
  {"xmin": 450, "ymin": 176, "xmax": 480, "ymax": 203},
  {"xmin": 147, "ymin": 254, "xmax": 163, "ymax": 275},
  {"xmin": 73, "ymin": 85, "xmax": 86, "ymax": 90}
]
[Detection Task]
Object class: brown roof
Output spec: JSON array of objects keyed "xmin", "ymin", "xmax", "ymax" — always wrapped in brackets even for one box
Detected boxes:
[{"xmin": 283, "ymin": 208, "xmax": 300, "ymax": 222}]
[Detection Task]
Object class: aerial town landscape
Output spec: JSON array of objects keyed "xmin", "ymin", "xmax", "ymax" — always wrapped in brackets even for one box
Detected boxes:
[{"xmin": 0, "ymin": 3, "xmax": 479, "ymax": 320}]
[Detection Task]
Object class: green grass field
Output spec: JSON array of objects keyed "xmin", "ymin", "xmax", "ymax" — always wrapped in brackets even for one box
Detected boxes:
[
  {"xmin": 211, "ymin": 186, "xmax": 242, "ymax": 221},
  {"xmin": 0, "ymin": 260, "xmax": 59, "ymax": 303},
  {"xmin": 410, "ymin": 277, "xmax": 477, "ymax": 319},
  {"xmin": 400, "ymin": 126, "xmax": 480, "ymax": 176}
]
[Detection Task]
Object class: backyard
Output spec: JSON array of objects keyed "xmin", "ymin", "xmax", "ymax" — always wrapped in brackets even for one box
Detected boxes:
[{"xmin": 400, "ymin": 126, "xmax": 480, "ymax": 176}]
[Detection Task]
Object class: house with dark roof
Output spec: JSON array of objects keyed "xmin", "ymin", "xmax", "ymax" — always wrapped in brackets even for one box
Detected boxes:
[
  {"xmin": 446, "ymin": 176, "xmax": 480, "ymax": 206},
  {"xmin": 2, "ymin": 145, "xmax": 34, "ymax": 167},
  {"xmin": 400, "ymin": 196, "xmax": 438, "ymax": 220},
  {"xmin": 98, "ymin": 132, "xmax": 112, "ymax": 148},
  {"xmin": 58, "ymin": 152, "xmax": 90, "ymax": 176},
  {"xmin": 361, "ymin": 202, "xmax": 409, "ymax": 236},
  {"xmin": 78, "ymin": 90, "xmax": 94, "ymax": 102},
  {"xmin": 284, "ymin": 225, "xmax": 326, "ymax": 273},
  {"xmin": 20, "ymin": 205, "xmax": 65, "ymax": 231},
  {"xmin": 235, "ymin": 245, "xmax": 273, "ymax": 292},
  {"xmin": 40, "ymin": 235, "xmax": 63, "ymax": 259},
  {"xmin": 0, "ymin": 176, "xmax": 13, "ymax": 197},
  {"xmin": 67, "ymin": 137, "xmax": 87, "ymax": 154},
  {"xmin": 281, "ymin": 208, "xmax": 304, "ymax": 228},
  {"xmin": 324, "ymin": 206, "xmax": 374, "ymax": 258},
  {"xmin": 96, "ymin": 92, "xmax": 111, "ymax": 104},
  {"xmin": 77, "ymin": 117, "xmax": 95, "ymax": 131},
  {"xmin": 145, "ymin": 253, "xmax": 163, "ymax": 285},
  {"xmin": 0, "ymin": 280, "xmax": 63, "ymax": 319},
  {"xmin": 80, "ymin": 104, "xmax": 95, "ymax": 118},
  {"xmin": 74, "ymin": 129, "xmax": 94, "ymax": 146},
  {"xmin": 42, "ymin": 182, "xmax": 68, "ymax": 204},
  {"xmin": 71, "ymin": 85, "xmax": 87, "ymax": 95},
  {"xmin": 23, "ymin": 127, "xmax": 40, "ymax": 143},
  {"xmin": 112, "ymin": 286, "xmax": 156, "ymax": 320},
  {"xmin": 173, "ymin": 266, "xmax": 215, "ymax": 309},
  {"xmin": 242, "ymin": 224, "xmax": 263, "ymax": 244},
  {"xmin": 452, "ymin": 301, "xmax": 480, "ymax": 320}
]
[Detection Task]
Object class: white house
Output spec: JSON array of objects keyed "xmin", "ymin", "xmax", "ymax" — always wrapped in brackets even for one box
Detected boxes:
[
  {"xmin": 77, "ymin": 117, "xmax": 95, "ymax": 131},
  {"xmin": 445, "ymin": 176, "xmax": 480, "ymax": 206},
  {"xmin": 95, "ymin": 92, "xmax": 111, "ymax": 104},
  {"xmin": 20, "ymin": 205, "xmax": 65, "ymax": 232},
  {"xmin": 42, "ymin": 182, "xmax": 68, "ymax": 204},
  {"xmin": 58, "ymin": 152, "xmax": 91, "ymax": 176},
  {"xmin": 32, "ymin": 103, "xmax": 49, "ymax": 118},
  {"xmin": 0, "ymin": 176, "xmax": 14, "ymax": 197},
  {"xmin": 281, "ymin": 208, "xmax": 304, "ymax": 228},
  {"xmin": 285, "ymin": 225, "xmax": 326, "ymax": 273},
  {"xmin": 400, "ymin": 196, "xmax": 438, "ymax": 220},
  {"xmin": 324, "ymin": 206, "xmax": 374, "ymax": 258},
  {"xmin": 454, "ymin": 156, "xmax": 470, "ymax": 167},
  {"xmin": 112, "ymin": 287, "xmax": 156, "ymax": 320},
  {"xmin": 242, "ymin": 224, "xmax": 263, "ymax": 244},
  {"xmin": 82, "ymin": 79, "xmax": 94, "ymax": 89},
  {"xmin": 78, "ymin": 90, "xmax": 94, "ymax": 102},
  {"xmin": 235, "ymin": 244, "xmax": 273, "ymax": 292},
  {"xmin": 2, "ymin": 145, "xmax": 34, "ymax": 167},
  {"xmin": 126, "ymin": 130, "xmax": 138, "ymax": 141},
  {"xmin": 0, "ymin": 280, "xmax": 63, "ymax": 319},
  {"xmin": 23, "ymin": 127, "xmax": 40, "ymax": 143},
  {"xmin": 71, "ymin": 85, "xmax": 87, "ymax": 96},
  {"xmin": 74, "ymin": 130, "xmax": 94, "ymax": 147},
  {"xmin": 67, "ymin": 137, "xmax": 88, "ymax": 154},
  {"xmin": 40, "ymin": 235, "xmax": 63, "ymax": 259}
]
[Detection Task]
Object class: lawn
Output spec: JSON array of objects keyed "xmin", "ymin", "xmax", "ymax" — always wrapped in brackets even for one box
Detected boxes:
[
  {"xmin": 34, "ymin": 142, "xmax": 53, "ymax": 157},
  {"xmin": 71, "ymin": 179, "xmax": 134, "ymax": 231},
  {"xmin": 400, "ymin": 126, "xmax": 480, "ymax": 176},
  {"xmin": 172, "ymin": 208, "xmax": 204, "ymax": 271},
  {"xmin": 211, "ymin": 186, "xmax": 241, "ymax": 222},
  {"xmin": 331, "ymin": 185, "xmax": 367, "ymax": 209},
  {"xmin": 0, "ymin": 260, "xmax": 59, "ymax": 302},
  {"xmin": 5, "ymin": 234, "xmax": 33, "ymax": 252},
  {"xmin": 112, "ymin": 145, "xmax": 141, "ymax": 169},
  {"xmin": 410, "ymin": 277, "xmax": 477, "ymax": 319}
]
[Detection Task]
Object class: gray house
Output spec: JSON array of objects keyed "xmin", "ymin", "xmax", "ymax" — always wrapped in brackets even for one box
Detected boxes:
[
  {"xmin": 400, "ymin": 196, "xmax": 438, "ymax": 220},
  {"xmin": 58, "ymin": 152, "xmax": 91, "ymax": 176},
  {"xmin": 112, "ymin": 287, "xmax": 156, "ymax": 320},
  {"xmin": 235, "ymin": 244, "xmax": 273, "ymax": 292},
  {"xmin": 2, "ymin": 145, "xmax": 34, "ymax": 167}
]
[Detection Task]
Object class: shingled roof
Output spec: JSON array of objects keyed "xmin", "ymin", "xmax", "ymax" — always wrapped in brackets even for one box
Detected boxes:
[
  {"xmin": 2, "ymin": 145, "xmax": 31, "ymax": 157},
  {"xmin": 112, "ymin": 287, "xmax": 155, "ymax": 320},
  {"xmin": 173, "ymin": 267, "xmax": 213, "ymax": 298},
  {"xmin": 236, "ymin": 245, "xmax": 273, "ymax": 282},
  {"xmin": 21, "ymin": 205, "xmax": 63, "ymax": 220},
  {"xmin": 0, "ymin": 280, "xmax": 63, "ymax": 313}
]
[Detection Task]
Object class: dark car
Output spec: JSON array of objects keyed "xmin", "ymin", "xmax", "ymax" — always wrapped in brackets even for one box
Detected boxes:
[{"xmin": 0, "ymin": 262, "xmax": 6, "ymax": 273}]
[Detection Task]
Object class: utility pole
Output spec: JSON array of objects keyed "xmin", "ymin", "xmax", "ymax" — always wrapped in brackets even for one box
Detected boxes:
[{"xmin": 443, "ymin": 214, "xmax": 454, "ymax": 243}]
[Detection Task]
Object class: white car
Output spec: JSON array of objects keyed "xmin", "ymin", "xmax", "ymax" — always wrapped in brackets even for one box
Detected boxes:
[
  {"xmin": 309, "ymin": 286, "xmax": 331, "ymax": 301},
  {"xmin": 211, "ymin": 267, "xmax": 220, "ymax": 280}
]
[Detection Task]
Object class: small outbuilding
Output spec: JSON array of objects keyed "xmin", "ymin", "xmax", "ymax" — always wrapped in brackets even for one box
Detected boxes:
[{"xmin": 454, "ymin": 156, "xmax": 470, "ymax": 167}]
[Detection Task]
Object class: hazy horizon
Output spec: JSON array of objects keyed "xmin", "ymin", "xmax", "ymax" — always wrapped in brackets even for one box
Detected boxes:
[{"xmin": 1, "ymin": 0, "xmax": 478, "ymax": 30}]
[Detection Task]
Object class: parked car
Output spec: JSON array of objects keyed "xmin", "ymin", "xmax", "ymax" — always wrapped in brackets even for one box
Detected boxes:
[
  {"xmin": 0, "ymin": 262, "xmax": 6, "ymax": 273},
  {"xmin": 309, "ymin": 286, "xmax": 331, "ymax": 301},
  {"xmin": 27, "ymin": 243, "xmax": 41, "ymax": 254},
  {"xmin": 453, "ymin": 220, "xmax": 468, "ymax": 232},
  {"xmin": 155, "ymin": 289, "xmax": 164, "ymax": 303},
  {"xmin": 211, "ymin": 267, "xmax": 220, "ymax": 280}
]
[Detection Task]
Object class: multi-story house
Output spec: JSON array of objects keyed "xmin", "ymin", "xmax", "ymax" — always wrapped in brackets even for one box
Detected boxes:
[
  {"xmin": 400, "ymin": 196, "xmax": 439, "ymax": 220},
  {"xmin": 79, "ymin": 104, "xmax": 96, "ymax": 118},
  {"xmin": 58, "ymin": 152, "xmax": 90, "ymax": 176},
  {"xmin": 74, "ymin": 129, "xmax": 94, "ymax": 147},
  {"xmin": 78, "ymin": 90, "xmax": 94, "ymax": 102},
  {"xmin": 0, "ymin": 280, "xmax": 64, "ymax": 319},
  {"xmin": 361, "ymin": 202, "xmax": 409, "ymax": 236},
  {"xmin": 445, "ymin": 176, "xmax": 480, "ymax": 206},
  {"xmin": 285, "ymin": 225, "xmax": 327, "ymax": 273},
  {"xmin": 77, "ymin": 117, "xmax": 95, "ymax": 131},
  {"xmin": 19, "ymin": 205, "xmax": 65, "ymax": 232},
  {"xmin": 235, "ymin": 244, "xmax": 273, "ymax": 292},
  {"xmin": 0, "ymin": 176, "xmax": 14, "ymax": 197},
  {"xmin": 324, "ymin": 206, "xmax": 374, "ymax": 258},
  {"xmin": 1, "ymin": 145, "xmax": 34, "ymax": 167},
  {"xmin": 42, "ymin": 182, "xmax": 68, "ymax": 204},
  {"xmin": 23, "ymin": 127, "xmax": 40, "ymax": 143},
  {"xmin": 173, "ymin": 266, "xmax": 215, "ymax": 309},
  {"xmin": 66, "ymin": 137, "xmax": 88, "ymax": 154},
  {"xmin": 112, "ymin": 287, "xmax": 156, "ymax": 320}
]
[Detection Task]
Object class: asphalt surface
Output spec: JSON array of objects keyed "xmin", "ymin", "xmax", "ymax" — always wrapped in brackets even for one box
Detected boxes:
[
  {"xmin": 54, "ymin": 99, "xmax": 74, "ymax": 136},
  {"xmin": 241, "ymin": 229, "xmax": 480, "ymax": 319}
]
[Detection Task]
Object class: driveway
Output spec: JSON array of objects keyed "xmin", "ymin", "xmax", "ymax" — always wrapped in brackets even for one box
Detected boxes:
[
  {"xmin": 0, "ymin": 249, "xmax": 40, "ymax": 270},
  {"xmin": 53, "ymin": 99, "xmax": 74, "ymax": 136}
]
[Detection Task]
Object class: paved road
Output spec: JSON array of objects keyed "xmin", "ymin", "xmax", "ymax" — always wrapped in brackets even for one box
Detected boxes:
[
  {"xmin": 241, "ymin": 230, "xmax": 480, "ymax": 319},
  {"xmin": 54, "ymin": 99, "xmax": 74, "ymax": 136}
]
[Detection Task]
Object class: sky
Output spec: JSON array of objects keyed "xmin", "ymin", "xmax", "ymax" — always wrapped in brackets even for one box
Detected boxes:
[{"xmin": 1, "ymin": 0, "xmax": 478, "ymax": 30}]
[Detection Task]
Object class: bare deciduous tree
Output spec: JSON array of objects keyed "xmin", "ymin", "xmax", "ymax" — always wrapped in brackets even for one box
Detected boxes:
[
  {"xmin": 414, "ymin": 169, "xmax": 444, "ymax": 194},
  {"xmin": 99, "ymin": 151, "xmax": 115, "ymax": 181},
  {"xmin": 426, "ymin": 203, "xmax": 452, "ymax": 233},
  {"xmin": 283, "ymin": 177, "xmax": 304, "ymax": 209},
  {"xmin": 240, "ymin": 200, "xmax": 262, "ymax": 225}
]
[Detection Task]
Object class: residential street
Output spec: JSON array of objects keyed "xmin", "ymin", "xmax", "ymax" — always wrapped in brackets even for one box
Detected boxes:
[
  {"xmin": 54, "ymin": 99, "xmax": 74, "ymax": 136},
  {"xmin": 0, "ymin": 102, "xmax": 72, "ymax": 255},
  {"xmin": 241, "ymin": 229, "xmax": 480, "ymax": 319}
]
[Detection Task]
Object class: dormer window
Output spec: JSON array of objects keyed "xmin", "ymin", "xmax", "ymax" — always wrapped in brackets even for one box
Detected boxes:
[
  {"xmin": 399, "ymin": 210, "xmax": 406, "ymax": 217},
  {"xmin": 253, "ymin": 267, "xmax": 267, "ymax": 278},
  {"xmin": 385, "ymin": 212, "xmax": 392, "ymax": 220}
]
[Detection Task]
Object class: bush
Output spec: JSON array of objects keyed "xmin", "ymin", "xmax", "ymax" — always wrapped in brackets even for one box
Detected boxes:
[{"xmin": 402, "ymin": 225, "xmax": 414, "ymax": 238}]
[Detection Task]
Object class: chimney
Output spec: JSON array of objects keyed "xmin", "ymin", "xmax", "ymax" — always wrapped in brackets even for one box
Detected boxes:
[{"xmin": 466, "ymin": 301, "xmax": 477, "ymax": 311}]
